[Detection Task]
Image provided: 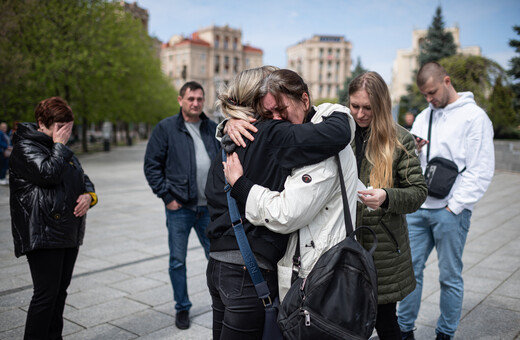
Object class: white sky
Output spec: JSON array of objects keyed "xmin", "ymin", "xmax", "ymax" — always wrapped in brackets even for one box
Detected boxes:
[{"xmin": 135, "ymin": 0, "xmax": 519, "ymax": 84}]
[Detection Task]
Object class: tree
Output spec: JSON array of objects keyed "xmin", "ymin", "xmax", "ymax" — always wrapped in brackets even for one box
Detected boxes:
[
  {"xmin": 509, "ymin": 25, "xmax": 520, "ymax": 113},
  {"xmin": 418, "ymin": 6, "xmax": 457, "ymax": 67},
  {"xmin": 488, "ymin": 76, "xmax": 517, "ymax": 137},
  {"xmin": 338, "ymin": 57, "xmax": 368, "ymax": 105},
  {"xmin": 0, "ymin": 0, "xmax": 178, "ymax": 152},
  {"xmin": 440, "ymin": 55, "xmax": 505, "ymax": 109}
]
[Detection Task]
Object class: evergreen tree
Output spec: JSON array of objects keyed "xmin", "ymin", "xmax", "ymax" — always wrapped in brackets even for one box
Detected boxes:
[
  {"xmin": 509, "ymin": 25, "xmax": 520, "ymax": 113},
  {"xmin": 418, "ymin": 6, "xmax": 457, "ymax": 66},
  {"xmin": 338, "ymin": 57, "xmax": 368, "ymax": 105},
  {"xmin": 489, "ymin": 76, "xmax": 517, "ymax": 137}
]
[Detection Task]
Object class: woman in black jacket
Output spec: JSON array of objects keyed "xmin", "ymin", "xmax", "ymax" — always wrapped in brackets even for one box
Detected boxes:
[{"xmin": 9, "ymin": 96, "xmax": 97, "ymax": 340}]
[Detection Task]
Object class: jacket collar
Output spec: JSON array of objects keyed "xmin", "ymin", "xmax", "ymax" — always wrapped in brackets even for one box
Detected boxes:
[{"xmin": 175, "ymin": 110, "xmax": 209, "ymax": 130}]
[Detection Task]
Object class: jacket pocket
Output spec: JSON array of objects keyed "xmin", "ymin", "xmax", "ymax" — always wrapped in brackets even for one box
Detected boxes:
[
  {"xmin": 380, "ymin": 219, "xmax": 400, "ymax": 254},
  {"xmin": 167, "ymin": 175, "xmax": 189, "ymax": 203}
]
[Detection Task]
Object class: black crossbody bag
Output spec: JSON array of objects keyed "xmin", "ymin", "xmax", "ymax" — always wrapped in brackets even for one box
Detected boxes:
[{"xmin": 424, "ymin": 109, "xmax": 466, "ymax": 199}]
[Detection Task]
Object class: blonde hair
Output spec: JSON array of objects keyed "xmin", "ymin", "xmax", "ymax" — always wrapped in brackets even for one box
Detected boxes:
[
  {"xmin": 216, "ymin": 66, "xmax": 278, "ymax": 120},
  {"xmin": 348, "ymin": 71, "xmax": 407, "ymax": 189}
]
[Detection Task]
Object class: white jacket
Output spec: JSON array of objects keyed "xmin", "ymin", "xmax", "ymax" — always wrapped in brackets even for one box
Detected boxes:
[
  {"xmin": 245, "ymin": 103, "xmax": 358, "ymax": 300},
  {"xmin": 411, "ymin": 92, "xmax": 495, "ymax": 214}
]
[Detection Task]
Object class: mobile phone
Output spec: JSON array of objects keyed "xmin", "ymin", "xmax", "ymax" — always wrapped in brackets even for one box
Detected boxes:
[{"xmin": 412, "ymin": 134, "xmax": 428, "ymax": 144}]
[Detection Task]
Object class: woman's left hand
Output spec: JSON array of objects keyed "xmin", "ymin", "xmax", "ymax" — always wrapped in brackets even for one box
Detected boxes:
[
  {"xmin": 223, "ymin": 152, "xmax": 243, "ymax": 186},
  {"xmin": 74, "ymin": 193, "xmax": 92, "ymax": 217},
  {"xmin": 358, "ymin": 188, "xmax": 387, "ymax": 210}
]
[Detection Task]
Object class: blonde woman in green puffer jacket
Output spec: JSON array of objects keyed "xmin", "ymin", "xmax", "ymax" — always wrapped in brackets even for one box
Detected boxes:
[{"xmin": 348, "ymin": 71, "xmax": 427, "ymax": 340}]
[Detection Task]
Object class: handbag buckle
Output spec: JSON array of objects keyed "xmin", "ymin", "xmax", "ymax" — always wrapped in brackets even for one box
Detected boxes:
[{"xmin": 262, "ymin": 296, "xmax": 272, "ymax": 307}]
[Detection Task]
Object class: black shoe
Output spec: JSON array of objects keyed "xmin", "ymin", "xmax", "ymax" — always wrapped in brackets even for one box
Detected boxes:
[
  {"xmin": 436, "ymin": 332, "xmax": 451, "ymax": 340},
  {"xmin": 175, "ymin": 310, "xmax": 190, "ymax": 329},
  {"xmin": 401, "ymin": 330, "xmax": 415, "ymax": 340}
]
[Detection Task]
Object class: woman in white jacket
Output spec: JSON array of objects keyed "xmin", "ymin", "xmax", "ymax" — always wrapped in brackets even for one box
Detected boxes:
[{"xmin": 223, "ymin": 69, "xmax": 359, "ymax": 300}]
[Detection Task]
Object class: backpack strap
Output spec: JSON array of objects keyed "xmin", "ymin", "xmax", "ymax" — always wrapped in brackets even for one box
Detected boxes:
[
  {"xmin": 222, "ymin": 150, "xmax": 273, "ymax": 307},
  {"xmin": 291, "ymin": 153, "xmax": 356, "ymax": 283},
  {"xmin": 426, "ymin": 109, "xmax": 466, "ymax": 174}
]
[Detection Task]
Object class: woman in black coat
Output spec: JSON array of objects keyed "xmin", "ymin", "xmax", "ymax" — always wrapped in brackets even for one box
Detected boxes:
[{"xmin": 9, "ymin": 96, "xmax": 97, "ymax": 340}]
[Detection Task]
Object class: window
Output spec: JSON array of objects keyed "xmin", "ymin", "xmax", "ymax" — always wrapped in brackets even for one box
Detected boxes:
[
  {"xmin": 215, "ymin": 35, "xmax": 220, "ymax": 49},
  {"xmin": 233, "ymin": 38, "xmax": 238, "ymax": 51},
  {"xmin": 224, "ymin": 56, "xmax": 229, "ymax": 74},
  {"xmin": 224, "ymin": 37, "xmax": 229, "ymax": 49},
  {"xmin": 233, "ymin": 57, "xmax": 239, "ymax": 73},
  {"xmin": 200, "ymin": 53, "xmax": 206, "ymax": 60},
  {"xmin": 336, "ymin": 49, "xmax": 340, "ymax": 58},
  {"xmin": 215, "ymin": 55, "xmax": 220, "ymax": 74},
  {"xmin": 319, "ymin": 48, "xmax": 323, "ymax": 58}
]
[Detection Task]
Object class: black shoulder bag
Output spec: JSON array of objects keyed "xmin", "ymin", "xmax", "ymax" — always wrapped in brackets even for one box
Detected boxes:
[
  {"xmin": 277, "ymin": 154, "xmax": 378, "ymax": 340},
  {"xmin": 424, "ymin": 109, "xmax": 466, "ymax": 199}
]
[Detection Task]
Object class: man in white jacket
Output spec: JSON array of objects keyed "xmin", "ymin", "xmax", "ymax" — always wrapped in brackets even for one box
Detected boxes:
[{"xmin": 398, "ymin": 62, "xmax": 495, "ymax": 340}]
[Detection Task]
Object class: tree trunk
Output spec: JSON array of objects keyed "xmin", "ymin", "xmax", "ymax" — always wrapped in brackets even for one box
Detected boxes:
[{"xmin": 82, "ymin": 116, "xmax": 88, "ymax": 153}]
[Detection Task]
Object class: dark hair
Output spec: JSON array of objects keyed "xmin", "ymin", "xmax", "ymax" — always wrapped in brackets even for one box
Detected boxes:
[
  {"xmin": 179, "ymin": 81, "xmax": 205, "ymax": 98},
  {"xmin": 416, "ymin": 61, "xmax": 448, "ymax": 87},
  {"xmin": 256, "ymin": 69, "xmax": 311, "ymax": 120},
  {"xmin": 34, "ymin": 96, "xmax": 74, "ymax": 128}
]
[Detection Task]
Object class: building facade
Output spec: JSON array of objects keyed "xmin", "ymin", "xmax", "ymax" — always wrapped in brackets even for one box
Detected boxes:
[
  {"xmin": 160, "ymin": 25, "xmax": 263, "ymax": 116},
  {"xmin": 390, "ymin": 27, "xmax": 481, "ymax": 106},
  {"xmin": 286, "ymin": 35, "xmax": 352, "ymax": 100}
]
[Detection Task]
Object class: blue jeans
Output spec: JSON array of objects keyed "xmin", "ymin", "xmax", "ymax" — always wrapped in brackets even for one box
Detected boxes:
[
  {"xmin": 166, "ymin": 206, "xmax": 210, "ymax": 312},
  {"xmin": 398, "ymin": 208, "xmax": 471, "ymax": 337}
]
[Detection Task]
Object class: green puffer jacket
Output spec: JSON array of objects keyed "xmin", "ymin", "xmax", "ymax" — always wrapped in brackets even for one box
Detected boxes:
[{"xmin": 353, "ymin": 124, "xmax": 427, "ymax": 304}]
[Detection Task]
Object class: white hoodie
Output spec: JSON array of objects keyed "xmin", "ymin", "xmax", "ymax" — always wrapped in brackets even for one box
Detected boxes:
[
  {"xmin": 411, "ymin": 92, "xmax": 495, "ymax": 214},
  {"xmin": 244, "ymin": 103, "xmax": 358, "ymax": 300}
]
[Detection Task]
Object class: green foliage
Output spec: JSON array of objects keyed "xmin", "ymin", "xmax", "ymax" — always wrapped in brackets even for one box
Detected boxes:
[
  {"xmin": 418, "ymin": 6, "xmax": 457, "ymax": 67},
  {"xmin": 488, "ymin": 76, "xmax": 517, "ymax": 137},
  {"xmin": 398, "ymin": 83, "xmax": 427, "ymax": 123},
  {"xmin": 509, "ymin": 25, "xmax": 520, "ymax": 113},
  {"xmin": 0, "ymin": 0, "xmax": 178, "ymax": 150},
  {"xmin": 314, "ymin": 97, "xmax": 338, "ymax": 106},
  {"xmin": 440, "ymin": 55, "xmax": 505, "ymax": 110},
  {"xmin": 338, "ymin": 57, "xmax": 368, "ymax": 105}
]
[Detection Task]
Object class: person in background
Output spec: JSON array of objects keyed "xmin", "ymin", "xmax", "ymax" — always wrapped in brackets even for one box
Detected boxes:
[
  {"xmin": 0, "ymin": 122, "xmax": 12, "ymax": 185},
  {"xmin": 403, "ymin": 112, "xmax": 415, "ymax": 130},
  {"xmin": 143, "ymin": 81, "xmax": 219, "ymax": 330},
  {"xmin": 9, "ymin": 96, "xmax": 97, "ymax": 339},
  {"xmin": 398, "ymin": 62, "xmax": 495, "ymax": 340},
  {"xmin": 348, "ymin": 71, "xmax": 427, "ymax": 340}
]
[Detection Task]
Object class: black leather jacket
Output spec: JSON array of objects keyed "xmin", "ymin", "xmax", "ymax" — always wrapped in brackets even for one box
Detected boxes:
[{"xmin": 9, "ymin": 123, "xmax": 96, "ymax": 257}]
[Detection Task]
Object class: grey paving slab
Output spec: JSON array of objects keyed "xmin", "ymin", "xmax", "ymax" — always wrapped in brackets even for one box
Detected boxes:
[
  {"xmin": 66, "ymin": 286, "xmax": 128, "ymax": 309},
  {"xmin": 65, "ymin": 297, "xmax": 150, "ymax": 328},
  {"xmin": 64, "ymin": 324, "xmax": 137, "ymax": 340},
  {"xmin": 1, "ymin": 142, "xmax": 520, "ymax": 339},
  {"xmin": 456, "ymin": 305, "xmax": 520, "ymax": 340},
  {"xmin": 109, "ymin": 309, "xmax": 174, "ymax": 336}
]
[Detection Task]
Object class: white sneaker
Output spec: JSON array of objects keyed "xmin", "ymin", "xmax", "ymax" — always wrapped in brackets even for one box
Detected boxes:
[{"xmin": 0, "ymin": 178, "xmax": 8, "ymax": 185}]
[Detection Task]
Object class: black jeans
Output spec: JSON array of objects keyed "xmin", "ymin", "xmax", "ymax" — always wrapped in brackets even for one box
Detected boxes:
[
  {"xmin": 376, "ymin": 302, "xmax": 402, "ymax": 340},
  {"xmin": 24, "ymin": 248, "xmax": 79, "ymax": 340},
  {"xmin": 206, "ymin": 257, "xmax": 278, "ymax": 340}
]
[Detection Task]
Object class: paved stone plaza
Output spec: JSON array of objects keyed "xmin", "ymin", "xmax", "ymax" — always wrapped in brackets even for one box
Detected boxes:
[{"xmin": 1, "ymin": 141, "xmax": 519, "ymax": 339}]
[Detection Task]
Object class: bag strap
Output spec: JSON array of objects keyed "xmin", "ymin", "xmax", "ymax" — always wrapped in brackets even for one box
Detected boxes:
[
  {"xmin": 426, "ymin": 109, "xmax": 466, "ymax": 174},
  {"xmin": 426, "ymin": 108, "xmax": 433, "ymax": 162},
  {"xmin": 222, "ymin": 150, "xmax": 273, "ymax": 307},
  {"xmin": 291, "ymin": 153, "xmax": 355, "ymax": 282}
]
